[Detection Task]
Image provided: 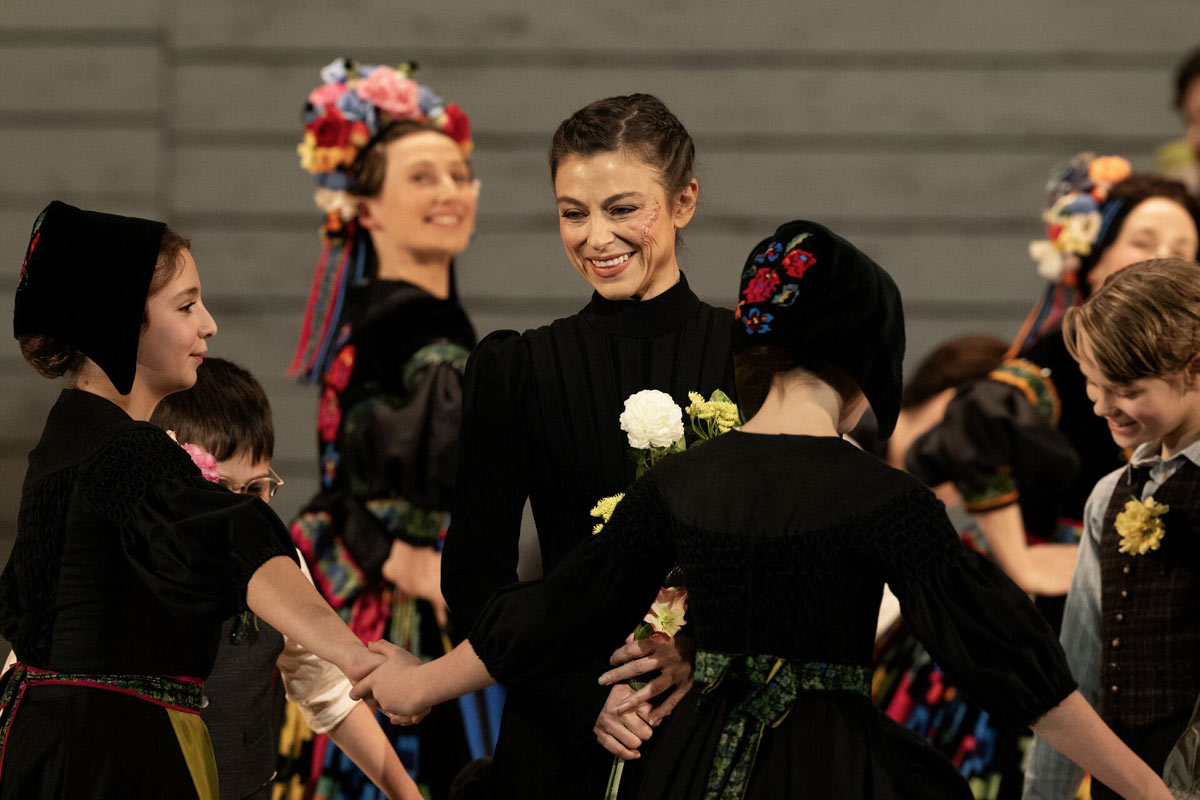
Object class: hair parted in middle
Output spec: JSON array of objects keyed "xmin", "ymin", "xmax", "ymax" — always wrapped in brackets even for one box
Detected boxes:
[
  {"xmin": 549, "ymin": 93, "xmax": 696, "ymax": 197},
  {"xmin": 150, "ymin": 357, "xmax": 275, "ymax": 463},
  {"xmin": 1064, "ymin": 257, "xmax": 1200, "ymax": 384}
]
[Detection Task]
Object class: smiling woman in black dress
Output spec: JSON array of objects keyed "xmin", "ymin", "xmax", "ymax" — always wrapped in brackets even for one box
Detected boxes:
[{"xmin": 440, "ymin": 94, "xmax": 735, "ymax": 798}]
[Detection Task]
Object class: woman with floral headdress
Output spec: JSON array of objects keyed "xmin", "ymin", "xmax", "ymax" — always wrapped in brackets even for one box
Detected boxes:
[
  {"xmin": 283, "ymin": 58, "xmax": 477, "ymax": 799},
  {"xmin": 352, "ymin": 220, "xmax": 1174, "ymax": 800},
  {"xmin": 1017, "ymin": 159, "xmax": 1198, "ymax": 525}
]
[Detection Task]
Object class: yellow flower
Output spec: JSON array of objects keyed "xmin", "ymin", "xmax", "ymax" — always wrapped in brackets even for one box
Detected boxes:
[
  {"xmin": 685, "ymin": 392, "xmax": 717, "ymax": 420},
  {"xmin": 713, "ymin": 401, "xmax": 740, "ymax": 432},
  {"xmin": 1115, "ymin": 496, "xmax": 1169, "ymax": 556},
  {"xmin": 590, "ymin": 493, "xmax": 625, "ymax": 535}
]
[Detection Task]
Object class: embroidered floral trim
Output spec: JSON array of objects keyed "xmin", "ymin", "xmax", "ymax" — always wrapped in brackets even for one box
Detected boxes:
[
  {"xmin": 1115, "ymin": 495, "xmax": 1169, "ymax": 556},
  {"xmin": 325, "ymin": 344, "xmax": 356, "ymax": 393},
  {"xmin": 959, "ymin": 466, "xmax": 1020, "ymax": 513},
  {"xmin": 290, "ymin": 511, "xmax": 364, "ymax": 608},
  {"xmin": 989, "ymin": 358, "xmax": 1062, "ymax": 426},
  {"xmin": 364, "ymin": 497, "xmax": 449, "ymax": 546},
  {"xmin": 401, "ymin": 341, "xmax": 471, "ymax": 391},
  {"xmin": 0, "ymin": 662, "xmax": 205, "ymax": 766}
]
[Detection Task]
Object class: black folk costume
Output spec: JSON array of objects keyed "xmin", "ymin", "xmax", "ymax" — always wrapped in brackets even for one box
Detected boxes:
[
  {"xmin": 442, "ymin": 272, "xmax": 735, "ymax": 798},
  {"xmin": 0, "ymin": 391, "xmax": 296, "ymax": 800},
  {"xmin": 286, "ymin": 278, "xmax": 476, "ymax": 798},
  {"xmin": 461, "ymin": 220, "xmax": 1077, "ymax": 800},
  {"xmin": 281, "ymin": 58, "xmax": 479, "ymax": 798},
  {"xmin": 1, "ymin": 200, "xmax": 296, "ymax": 800},
  {"xmin": 468, "ymin": 433, "xmax": 1076, "ymax": 800}
]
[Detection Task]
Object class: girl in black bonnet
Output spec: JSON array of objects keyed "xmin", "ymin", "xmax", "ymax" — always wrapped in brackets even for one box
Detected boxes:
[
  {"xmin": 0, "ymin": 201, "xmax": 398, "ymax": 800},
  {"xmin": 352, "ymin": 221, "xmax": 1173, "ymax": 799}
]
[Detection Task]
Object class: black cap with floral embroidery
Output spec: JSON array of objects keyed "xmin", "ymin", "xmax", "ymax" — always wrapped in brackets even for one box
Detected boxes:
[
  {"xmin": 14, "ymin": 200, "xmax": 165, "ymax": 395},
  {"xmin": 732, "ymin": 219, "xmax": 905, "ymax": 437}
]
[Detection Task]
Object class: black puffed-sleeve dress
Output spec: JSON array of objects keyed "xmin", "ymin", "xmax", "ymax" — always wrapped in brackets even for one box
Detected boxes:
[
  {"xmin": 442, "ymin": 273, "xmax": 735, "ymax": 798},
  {"xmin": 468, "ymin": 432, "xmax": 1077, "ymax": 800},
  {"xmin": 0, "ymin": 389, "xmax": 297, "ymax": 799}
]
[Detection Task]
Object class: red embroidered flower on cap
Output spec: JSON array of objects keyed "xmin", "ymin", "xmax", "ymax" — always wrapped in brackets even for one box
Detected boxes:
[
  {"xmin": 781, "ymin": 247, "xmax": 816, "ymax": 279},
  {"xmin": 743, "ymin": 267, "xmax": 781, "ymax": 303}
]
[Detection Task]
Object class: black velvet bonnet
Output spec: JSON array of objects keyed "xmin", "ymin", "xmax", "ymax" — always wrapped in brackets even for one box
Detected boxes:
[
  {"xmin": 14, "ymin": 201, "xmax": 166, "ymax": 395},
  {"xmin": 732, "ymin": 220, "xmax": 906, "ymax": 437}
]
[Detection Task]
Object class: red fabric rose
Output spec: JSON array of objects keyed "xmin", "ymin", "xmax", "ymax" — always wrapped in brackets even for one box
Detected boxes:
[
  {"xmin": 442, "ymin": 103, "xmax": 471, "ymax": 145},
  {"xmin": 308, "ymin": 106, "xmax": 351, "ymax": 148},
  {"xmin": 781, "ymin": 248, "xmax": 817, "ymax": 279},
  {"xmin": 743, "ymin": 267, "xmax": 781, "ymax": 303}
]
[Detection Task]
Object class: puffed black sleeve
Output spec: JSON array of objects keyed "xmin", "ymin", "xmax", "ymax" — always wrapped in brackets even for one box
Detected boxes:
[
  {"xmin": 906, "ymin": 371, "xmax": 1079, "ymax": 513},
  {"xmin": 340, "ymin": 340, "xmax": 471, "ymax": 512},
  {"xmin": 442, "ymin": 332, "xmax": 532, "ymax": 633},
  {"xmin": 81, "ymin": 424, "xmax": 298, "ymax": 621},
  {"xmin": 467, "ymin": 474, "xmax": 675, "ymax": 681},
  {"xmin": 862, "ymin": 485, "xmax": 1076, "ymax": 724}
]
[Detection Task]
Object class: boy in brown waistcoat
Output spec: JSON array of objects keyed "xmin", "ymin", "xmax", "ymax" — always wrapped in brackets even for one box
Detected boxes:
[{"xmin": 1025, "ymin": 257, "xmax": 1200, "ymax": 799}]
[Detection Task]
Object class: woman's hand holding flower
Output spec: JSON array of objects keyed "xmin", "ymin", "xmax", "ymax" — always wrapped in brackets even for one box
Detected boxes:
[{"xmin": 601, "ymin": 633, "xmax": 695, "ymax": 725}]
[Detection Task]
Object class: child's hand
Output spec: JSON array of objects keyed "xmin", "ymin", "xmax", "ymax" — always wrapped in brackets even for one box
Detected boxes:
[{"xmin": 350, "ymin": 639, "xmax": 431, "ymax": 722}]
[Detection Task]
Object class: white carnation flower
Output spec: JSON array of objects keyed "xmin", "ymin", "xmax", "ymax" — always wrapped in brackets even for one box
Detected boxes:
[{"xmin": 619, "ymin": 389, "xmax": 684, "ymax": 450}]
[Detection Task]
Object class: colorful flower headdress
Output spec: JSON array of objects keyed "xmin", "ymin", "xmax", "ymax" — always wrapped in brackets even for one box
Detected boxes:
[
  {"xmin": 1028, "ymin": 152, "xmax": 1131, "ymax": 283},
  {"xmin": 1011, "ymin": 152, "xmax": 1132, "ymax": 355},
  {"xmin": 288, "ymin": 58, "xmax": 472, "ymax": 383}
]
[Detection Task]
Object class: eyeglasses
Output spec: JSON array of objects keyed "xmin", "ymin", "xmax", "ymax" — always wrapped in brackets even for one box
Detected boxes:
[{"xmin": 217, "ymin": 466, "xmax": 285, "ymax": 502}]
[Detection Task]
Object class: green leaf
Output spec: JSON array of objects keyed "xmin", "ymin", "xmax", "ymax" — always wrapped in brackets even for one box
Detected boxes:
[
  {"xmin": 709, "ymin": 389, "xmax": 734, "ymax": 405},
  {"xmin": 633, "ymin": 621, "xmax": 655, "ymax": 640}
]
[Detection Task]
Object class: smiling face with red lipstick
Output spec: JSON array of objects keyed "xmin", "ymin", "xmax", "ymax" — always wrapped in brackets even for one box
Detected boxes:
[{"xmin": 555, "ymin": 148, "xmax": 697, "ymax": 301}]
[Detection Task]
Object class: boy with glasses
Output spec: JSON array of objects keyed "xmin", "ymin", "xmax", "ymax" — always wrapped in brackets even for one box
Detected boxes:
[{"xmin": 151, "ymin": 358, "xmax": 418, "ymax": 800}]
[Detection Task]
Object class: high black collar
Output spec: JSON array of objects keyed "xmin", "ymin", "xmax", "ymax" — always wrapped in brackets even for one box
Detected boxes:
[
  {"xmin": 580, "ymin": 272, "xmax": 701, "ymax": 338},
  {"xmin": 27, "ymin": 388, "xmax": 141, "ymax": 478}
]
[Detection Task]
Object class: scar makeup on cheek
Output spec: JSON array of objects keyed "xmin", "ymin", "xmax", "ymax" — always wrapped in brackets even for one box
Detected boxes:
[{"xmin": 640, "ymin": 201, "xmax": 661, "ymax": 247}]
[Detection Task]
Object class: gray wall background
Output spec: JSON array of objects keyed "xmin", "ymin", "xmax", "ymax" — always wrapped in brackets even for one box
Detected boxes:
[{"xmin": 2, "ymin": 1, "xmax": 1197, "ymax": 557}]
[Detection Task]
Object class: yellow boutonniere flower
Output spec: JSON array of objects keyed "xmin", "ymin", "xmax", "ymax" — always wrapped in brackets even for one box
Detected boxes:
[
  {"xmin": 590, "ymin": 493, "xmax": 624, "ymax": 535},
  {"xmin": 1115, "ymin": 495, "xmax": 1169, "ymax": 556}
]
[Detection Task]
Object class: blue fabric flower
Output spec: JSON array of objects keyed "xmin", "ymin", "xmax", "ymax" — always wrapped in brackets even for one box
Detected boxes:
[
  {"xmin": 419, "ymin": 86, "xmax": 445, "ymax": 116},
  {"xmin": 315, "ymin": 171, "xmax": 354, "ymax": 191},
  {"xmin": 337, "ymin": 90, "xmax": 378, "ymax": 131}
]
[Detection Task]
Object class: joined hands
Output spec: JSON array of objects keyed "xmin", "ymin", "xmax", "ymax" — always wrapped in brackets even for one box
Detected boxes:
[{"xmin": 349, "ymin": 640, "xmax": 433, "ymax": 726}]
